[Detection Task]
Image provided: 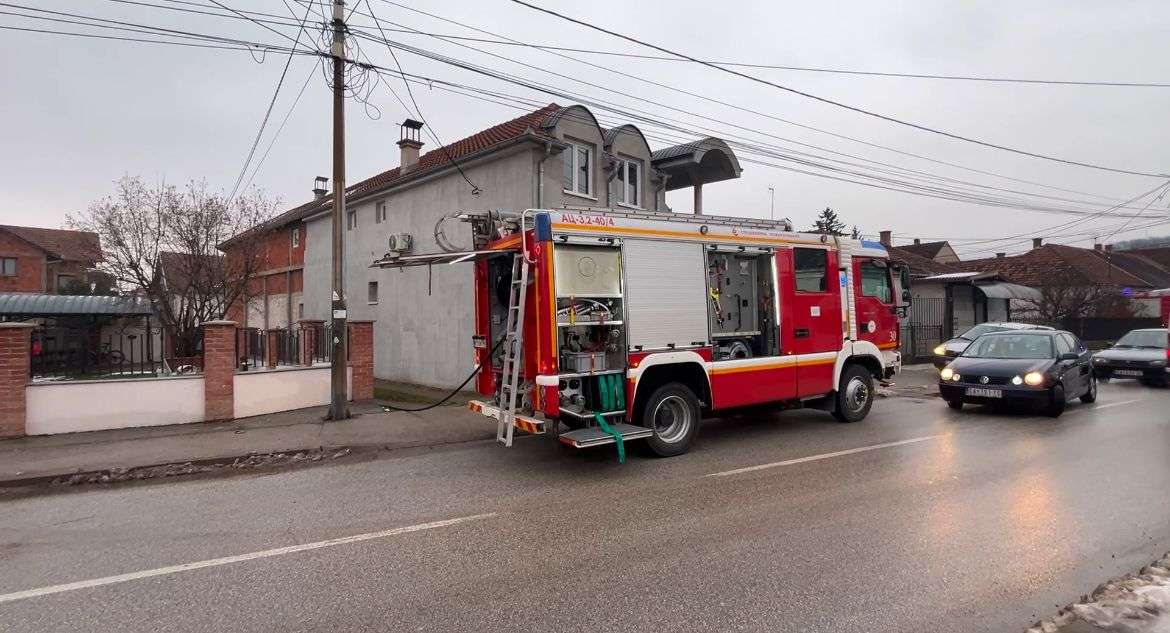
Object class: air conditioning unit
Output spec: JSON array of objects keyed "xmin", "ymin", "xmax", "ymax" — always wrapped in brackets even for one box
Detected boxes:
[{"xmin": 387, "ymin": 232, "xmax": 413, "ymax": 254}]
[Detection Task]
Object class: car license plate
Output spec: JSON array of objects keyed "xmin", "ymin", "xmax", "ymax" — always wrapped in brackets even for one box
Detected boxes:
[
  {"xmin": 1115, "ymin": 369, "xmax": 1144, "ymax": 377},
  {"xmin": 965, "ymin": 387, "xmax": 1002, "ymax": 398}
]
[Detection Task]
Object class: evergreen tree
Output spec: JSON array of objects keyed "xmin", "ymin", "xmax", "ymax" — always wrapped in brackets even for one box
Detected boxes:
[{"xmin": 810, "ymin": 207, "xmax": 846, "ymax": 236}]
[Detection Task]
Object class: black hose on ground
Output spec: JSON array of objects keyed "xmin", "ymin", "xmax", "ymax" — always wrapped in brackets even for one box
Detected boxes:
[{"xmin": 381, "ymin": 336, "xmax": 506, "ymax": 413}]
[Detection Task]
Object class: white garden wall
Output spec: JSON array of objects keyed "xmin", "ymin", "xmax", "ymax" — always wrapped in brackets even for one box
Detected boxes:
[
  {"xmin": 232, "ymin": 366, "xmax": 352, "ymax": 419},
  {"xmin": 26, "ymin": 376, "xmax": 204, "ymax": 435}
]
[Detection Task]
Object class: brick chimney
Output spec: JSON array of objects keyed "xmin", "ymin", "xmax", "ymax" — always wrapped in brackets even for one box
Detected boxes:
[
  {"xmin": 996, "ymin": 252, "xmax": 1006, "ymax": 258},
  {"xmin": 1032, "ymin": 237, "xmax": 1043, "ymax": 249},
  {"xmin": 879, "ymin": 230, "xmax": 892, "ymax": 247},
  {"xmin": 1094, "ymin": 243, "xmax": 1103, "ymax": 251},
  {"xmin": 312, "ymin": 176, "xmax": 328, "ymax": 200},
  {"xmin": 913, "ymin": 238, "xmax": 921, "ymax": 245},
  {"xmin": 1104, "ymin": 244, "xmax": 1114, "ymax": 252},
  {"xmin": 398, "ymin": 118, "xmax": 425, "ymax": 173}
]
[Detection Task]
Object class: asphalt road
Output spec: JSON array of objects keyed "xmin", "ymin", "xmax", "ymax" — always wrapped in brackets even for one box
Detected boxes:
[{"xmin": 2, "ymin": 382, "xmax": 1169, "ymax": 633}]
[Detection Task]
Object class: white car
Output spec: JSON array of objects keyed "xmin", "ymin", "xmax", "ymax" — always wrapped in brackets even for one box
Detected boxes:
[{"xmin": 932, "ymin": 322, "xmax": 1054, "ymax": 368}]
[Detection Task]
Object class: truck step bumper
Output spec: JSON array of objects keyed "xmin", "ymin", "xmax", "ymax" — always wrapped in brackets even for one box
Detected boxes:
[
  {"xmin": 559, "ymin": 424, "xmax": 653, "ymax": 449},
  {"xmin": 468, "ymin": 400, "xmax": 546, "ymax": 436}
]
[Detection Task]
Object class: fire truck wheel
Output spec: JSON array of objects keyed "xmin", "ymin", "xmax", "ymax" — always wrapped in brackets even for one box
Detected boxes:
[
  {"xmin": 641, "ymin": 383, "xmax": 700, "ymax": 457},
  {"xmin": 832, "ymin": 364, "xmax": 874, "ymax": 423}
]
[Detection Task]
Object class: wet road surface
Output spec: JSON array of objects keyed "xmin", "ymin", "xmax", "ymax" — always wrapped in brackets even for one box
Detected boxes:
[{"xmin": 2, "ymin": 382, "xmax": 1169, "ymax": 632}]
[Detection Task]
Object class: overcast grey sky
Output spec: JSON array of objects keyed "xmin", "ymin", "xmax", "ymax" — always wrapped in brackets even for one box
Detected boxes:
[{"xmin": 2, "ymin": 0, "xmax": 1169, "ymax": 257}]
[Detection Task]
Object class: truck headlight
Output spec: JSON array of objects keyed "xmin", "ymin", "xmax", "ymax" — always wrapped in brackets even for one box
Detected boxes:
[
  {"xmin": 933, "ymin": 344, "xmax": 946, "ymax": 356},
  {"xmin": 1023, "ymin": 372, "xmax": 1045, "ymax": 386}
]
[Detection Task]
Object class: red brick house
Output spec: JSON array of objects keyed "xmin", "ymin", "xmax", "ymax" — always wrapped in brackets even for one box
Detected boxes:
[{"xmin": 0, "ymin": 225, "xmax": 102, "ymax": 294}]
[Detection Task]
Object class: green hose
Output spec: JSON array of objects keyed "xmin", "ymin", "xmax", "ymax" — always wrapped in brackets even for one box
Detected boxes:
[{"xmin": 593, "ymin": 412, "xmax": 625, "ymax": 464}]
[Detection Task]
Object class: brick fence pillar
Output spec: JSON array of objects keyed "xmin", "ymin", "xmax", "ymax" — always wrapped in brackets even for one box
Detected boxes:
[
  {"xmin": 348, "ymin": 320, "xmax": 375, "ymax": 401},
  {"xmin": 266, "ymin": 329, "xmax": 280, "ymax": 369},
  {"xmin": 0, "ymin": 322, "xmax": 34, "ymax": 438},
  {"xmin": 202, "ymin": 320, "xmax": 237, "ymax": 422},
  {"xmin": 297, "ymin": 319, "xmax": 324, "ymax": 366}
]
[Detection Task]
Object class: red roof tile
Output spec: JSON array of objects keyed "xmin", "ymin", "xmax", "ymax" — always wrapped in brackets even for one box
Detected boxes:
[
  {"xmin": 962, "ymin": 244, "xmax": 1151, "ymax": 288},
  {"xmin": 0, "ymin": 225, "xmax": 101, "ymax": 263},
  {"xmin": 221, "ymin": 103, "xmax": 562, "ymax": 249}
]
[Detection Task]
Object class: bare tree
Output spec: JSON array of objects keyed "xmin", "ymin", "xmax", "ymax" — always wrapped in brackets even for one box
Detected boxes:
[
  {"xmin": 1013, "ymin": 272, "xmax": 1134, "ymax": 325},
  {"xmin": 69, "ymin": 176, "xmax": 278, "ymax": 357}
]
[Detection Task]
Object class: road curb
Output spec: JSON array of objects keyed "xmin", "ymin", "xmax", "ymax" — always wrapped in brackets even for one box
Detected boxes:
[{"xmin": 0, "ymin": 432, "xmax": 498, "ymax": 491}]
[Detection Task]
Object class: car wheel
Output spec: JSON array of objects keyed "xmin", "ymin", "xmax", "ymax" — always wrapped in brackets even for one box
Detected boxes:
[
  {"xmin": 1043, "ymin": 384, "xmax": 1066, "ymax": 418},
  {"xmin": 832, "ymin": 364, "xmax": 874, "ymax": 423},
  {"xmin": 640, "ymin": 383, "xmax": 700, "ymax": 457},
  {"xmin": 946, "ymin": 398, "xmax": 963, "ymax": 410},
  {"xmin": 1080, "ymin": 375, "xmax": 1098, "ymax": 403}
]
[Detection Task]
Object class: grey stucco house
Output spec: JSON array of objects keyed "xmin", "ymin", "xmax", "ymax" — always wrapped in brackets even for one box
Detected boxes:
[{"xmin": 236, "ymin": 103, "xmax": 742, "ymax": 387}]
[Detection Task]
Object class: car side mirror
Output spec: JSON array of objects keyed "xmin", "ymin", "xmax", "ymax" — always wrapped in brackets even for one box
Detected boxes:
[{"xmin": 1059, "ymin": 352, "xmax": 1079, "ymax": 361}]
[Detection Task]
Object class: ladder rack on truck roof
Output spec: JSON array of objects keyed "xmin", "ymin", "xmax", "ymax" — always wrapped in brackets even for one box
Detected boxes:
[{"xmin": 551, "ymin": 205, "xmax": 796, "ymax": 233}]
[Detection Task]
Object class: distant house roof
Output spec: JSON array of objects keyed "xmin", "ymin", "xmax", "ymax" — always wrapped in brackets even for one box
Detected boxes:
[
  {"xmin": 886, "ymin": 245, "xmax": 959, "ymax": 276},
  {"xmin": 0, "ymin": 292, "xmax": 152, "ymax": 316},
  {"xmin": 896, "ymin": 240, "xmax": 950, "ymax": 261},
  {"xmin": 962, "ymin": 244, "xmax": 1151, "ymax": 288},
  {"xmin": 220, "ymin": 103, "xmax": 564, "ymax": 249},
  {"xmin": 1097, "ymin": 249, "xmax": 1170, "ymax": 288},
  {"xmin": 0, "ymin": 225, "xmax": 101, "ymax": 263}
]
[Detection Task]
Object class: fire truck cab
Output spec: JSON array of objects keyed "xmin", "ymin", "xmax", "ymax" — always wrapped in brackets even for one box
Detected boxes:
[{"xmin": 376, "ymin": 207, "xmax": 908, "ymax": 457}]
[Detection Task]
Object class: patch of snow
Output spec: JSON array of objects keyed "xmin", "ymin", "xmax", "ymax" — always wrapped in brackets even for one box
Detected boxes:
[{"xmin": 1029, "ymin": 552, "xmax": 1170, "ymax": 633}]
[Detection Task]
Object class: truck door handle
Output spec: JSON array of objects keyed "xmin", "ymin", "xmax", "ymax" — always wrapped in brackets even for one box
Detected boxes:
[{"xmin": 794, "ymin": 328, "xmax": 810, "ymax": 338}]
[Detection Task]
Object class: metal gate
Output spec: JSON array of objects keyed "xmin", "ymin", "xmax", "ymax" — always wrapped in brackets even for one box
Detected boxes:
[{"xmin": 900, "ymin": 297, "xmax": 948, "ymax": 361}]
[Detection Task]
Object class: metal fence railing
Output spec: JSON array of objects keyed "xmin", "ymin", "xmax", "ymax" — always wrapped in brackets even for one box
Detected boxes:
[
  {"xmin": 235, "ymin": 324, "xmax": 337, "ymax": 371},
  {"xmin": 30, "ymin": 322, "xmax": 202, "ymax": 380}
]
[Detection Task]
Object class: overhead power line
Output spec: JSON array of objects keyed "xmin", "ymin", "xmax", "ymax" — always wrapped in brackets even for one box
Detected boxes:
[
  {"xmin": 506, "ymin": 0, "xmax": 1170, "ymax": 179},
  {"xmin": 373, "ymin": 1, "xmax": 1140, "ymax": 205},
  {"xmin": 361, "ymin": 0, "xmax": 481, "ymax": 194},
  {"xmin": 226, "ymin": 0, "xmax": 316, "ymax": 202}
]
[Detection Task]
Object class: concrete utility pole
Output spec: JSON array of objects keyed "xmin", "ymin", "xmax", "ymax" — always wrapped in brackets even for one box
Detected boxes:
[
  {"xmin": 329, "ymin": 0, "xmax": 349, "ymax": 420},
  {"xmin": 768, "ymin": 186, "xmax": 775, "ymax": 220}
]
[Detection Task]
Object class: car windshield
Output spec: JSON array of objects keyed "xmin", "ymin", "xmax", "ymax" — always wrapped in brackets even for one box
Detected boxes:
[
  {"xmin": 1114, "ymin": 330, "xmax": 1169, "ymax": 349},
  {"xmin": 962, "ymin": 334, "xmax": 1054, "ymax": 359},
  {"xmin": 958, "ymin": 324, "xmax": 1009, "ymax": 340}
]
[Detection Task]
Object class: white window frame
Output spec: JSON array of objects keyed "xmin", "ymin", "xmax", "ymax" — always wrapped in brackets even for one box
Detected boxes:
[
  {"xmin": 562, "ymin": 140, "xmax": 594, "ymax": 199},
  {"xmin": 290, "ymin": 226, "xmax": 300, "ymax": 248},
  {"xmin": 367, "ymin": 280, "xmax": 379, "ymax": 304},
  {"xmin": 615, "ymin": 156, "xmax": 642, "ymax": 208},
  {"xmin": 347, "ymin": 209, "xmax": 357, "ymax": 230},
  {"xmin": 375, "ymin": 200, "xmax": 386, "ymax": 224}
]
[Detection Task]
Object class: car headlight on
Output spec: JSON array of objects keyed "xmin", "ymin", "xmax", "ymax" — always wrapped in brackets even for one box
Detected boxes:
[
  {"xmin": 940, "ymin": 367, "xmax": 953, "ymax": 381},
  {"xmin": 1023, "ymin": 372, "xmax": 1045, "ymax": 386},
  {"xmin": 1011, "ymin": 375, "xmax": 1023, "ymax": 385},
  {"xmin": 933, "ymin": 344, "xmax": 947, "ymax": 356}
]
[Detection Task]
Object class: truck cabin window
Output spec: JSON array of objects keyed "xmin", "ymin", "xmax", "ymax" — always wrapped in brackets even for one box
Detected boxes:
[
  {"xmin": 794, "ymin": 248, "xmax": 828, "ymax": 293},
  {"xmin": 860, "ymin": 260, "xmax": 892, "ymax": 303}
]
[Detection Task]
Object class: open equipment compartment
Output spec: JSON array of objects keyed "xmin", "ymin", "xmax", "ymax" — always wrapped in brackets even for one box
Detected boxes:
[
  {"xmin": 706, "ymin": 246, "xmax": 779, "ymax": 360},
  {"xmin": 552, "ymin": 242, "xmax": 627, "ymax": 422}
]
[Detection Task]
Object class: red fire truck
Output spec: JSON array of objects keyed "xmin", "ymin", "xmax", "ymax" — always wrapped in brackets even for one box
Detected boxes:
[{"xmin": 376, "ymin": 207, "xmax": 909, "ymax": 457}]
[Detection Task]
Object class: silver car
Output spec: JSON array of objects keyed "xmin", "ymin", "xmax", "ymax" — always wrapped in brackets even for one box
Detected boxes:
[
  {"xmin": 1091, "ymin": 328, "xmax": 1170, "ymax": 387},
  {"xmin": 932, "ymin": 322, "xmax": 1054, "ymax": 368}
]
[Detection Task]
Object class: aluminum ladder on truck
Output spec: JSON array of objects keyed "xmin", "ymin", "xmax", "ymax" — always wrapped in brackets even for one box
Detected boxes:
[{"xmin": 496, "ymin": 254, "xmax": 529, "ymax": 446}]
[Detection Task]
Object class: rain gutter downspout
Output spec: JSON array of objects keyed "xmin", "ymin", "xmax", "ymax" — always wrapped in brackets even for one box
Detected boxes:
[{"xmin": 536, "ymin": 140, "xmax": 553, "ymax": 209}]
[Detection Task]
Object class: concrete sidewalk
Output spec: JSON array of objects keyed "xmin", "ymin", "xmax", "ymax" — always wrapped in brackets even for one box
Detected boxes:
[{"xmin": 0, "ymin": 399, "xmax": 495, "ymax": 485}]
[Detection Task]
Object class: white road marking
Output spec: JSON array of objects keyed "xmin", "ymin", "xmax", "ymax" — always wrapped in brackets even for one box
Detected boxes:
[
  {"xmin": 0, "ymin": 513, "xmax": 497, "ymax": 605},
  {"xmin": 705, "ymin": 435, "xmax": 947, "ymax": 478},
  {"xmin": 1085, "ymin": 398, "xmax": 1143, "ymax": 412}
]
